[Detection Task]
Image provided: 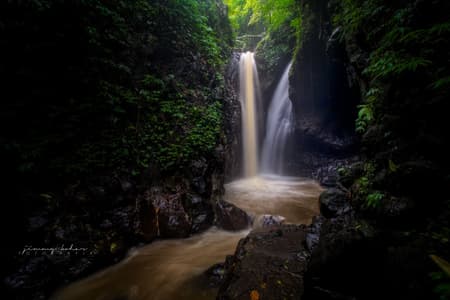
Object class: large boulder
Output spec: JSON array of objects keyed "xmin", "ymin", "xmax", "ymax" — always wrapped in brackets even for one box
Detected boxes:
[
  {"xmin": 304, "ymin": 212, "xmax": 378, "ymax": 300},
  {"xmin": 134, "ymin": 191, "xmax": 159, "ymax": 241},
  {"xmin": 255, "ymin": 214, "xmax": 286, "ymax": 228},
  {"xmin": 154, "ymin": 193, "xmax": 192, "ymax": 238},
  {"xmin": 319, "ymin": 188, "xmax": 350, "ymax": 218},
  {"xmin": 215, "ymin": 200, "xmax": 251, "ymax": 231},
  {"xmin": 218, "ymin": 225, "xmax": 310, "ymax": 300}
]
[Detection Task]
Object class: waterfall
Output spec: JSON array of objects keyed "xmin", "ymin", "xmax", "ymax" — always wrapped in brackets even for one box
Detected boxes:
[
  {"xmin": 239, "ymin": 52, "xmax": 261, "ymax": 177},
  {"xmin": 261, "ymin": 63, "xmax": 294, "ymax": 174}
]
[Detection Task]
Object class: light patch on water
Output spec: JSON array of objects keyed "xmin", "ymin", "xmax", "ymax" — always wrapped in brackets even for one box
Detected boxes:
[
  {"xmin": 52, "ymin": 176, "xmax": 323, "ymax": 300},
  {"xmin": 225, "ymin": 175, "xmax": 323, "ymax": 225}
]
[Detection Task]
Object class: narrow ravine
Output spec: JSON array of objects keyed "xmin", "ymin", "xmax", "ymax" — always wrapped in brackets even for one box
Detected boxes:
[
  {"xmin": 4, "ymin": 1, "xmax": 449, "ymax": 299},
  {"xmin": 52, "ymin": 49, "xmax": 324, "ymax": 300}
]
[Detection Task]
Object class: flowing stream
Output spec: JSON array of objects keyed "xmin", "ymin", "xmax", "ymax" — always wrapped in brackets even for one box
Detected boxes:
[
  {"xmin": 52, "ymin": 53, "xmax": 323, "ymax": 300},
  {"xmin": 52, "ymin": 176, "xmax": 322, "ymax": 300}
]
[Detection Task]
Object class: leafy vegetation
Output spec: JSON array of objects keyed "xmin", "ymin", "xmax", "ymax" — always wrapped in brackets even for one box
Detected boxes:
[
  {"xmin": 430, "ymin": 255, "xmax": 450, "ymax": 299},
  {"xmin": 1, "ymin": 0, "xmax": 233, "ymax": 183},
  {"xmin": 225, "ymin": 0, "xmax": 301, "ymax": 53},
  {"xmin": 352, "ymin": 162, "xmax": 385, "ymax": 209},
  {"xmin": 355, "ymin": 87, "xmax": 380, "ymax": 133},
  {"xmin": 332, "ymin": 4, "xmax": 450, "ymax": 297},
  {"xmin": 332, "ymin": 0, "xmax": 450, "ymax": 134},
  {"xmin": 225, "ymin": 0, "xmax": 300, "ymax": 34}
]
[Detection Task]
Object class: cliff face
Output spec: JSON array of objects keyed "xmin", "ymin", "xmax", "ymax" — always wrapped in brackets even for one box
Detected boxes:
[
  {"xmin": 223, "ymin": 53, "xmax": 242, "ymax": 182},
  {"xmin": 287, "ymin": 0, "xmax": 360, "ymax": 178},
  {"xmin": 291, "ymin": 0, "xmax": 359, "ymax": 130},
  {"xmin": 295, "ymin": 0, "xmax": 450, "ymax": 299},
  {"xmin": 2, "ymin": 1, "xmax": 237, "ymax": 299}
]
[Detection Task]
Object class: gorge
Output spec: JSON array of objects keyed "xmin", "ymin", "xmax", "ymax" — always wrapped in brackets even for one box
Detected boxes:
[
  {"xmin": 52, "ymin": 50, "xmax": 323, "ymax": 300},
  {"xmin": 2, "ymin": 0, "xmax": 449, "ymax": 300}
]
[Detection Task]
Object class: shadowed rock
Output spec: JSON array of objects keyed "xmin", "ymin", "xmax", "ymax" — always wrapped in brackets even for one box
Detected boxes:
[{"xmin": 217, "ymin": 225, "xmax": 309, "ymax": 300}]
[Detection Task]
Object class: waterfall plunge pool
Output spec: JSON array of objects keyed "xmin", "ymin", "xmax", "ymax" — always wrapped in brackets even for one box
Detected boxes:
[{"xmin": 52, "ymin": 176, "xmax": 323, "ymax": 300}]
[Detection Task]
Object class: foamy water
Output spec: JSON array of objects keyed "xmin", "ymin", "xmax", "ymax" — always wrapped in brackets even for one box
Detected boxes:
[{"xmin": 52, "ymin": 176, "xmax": 322, "ymax": 300}]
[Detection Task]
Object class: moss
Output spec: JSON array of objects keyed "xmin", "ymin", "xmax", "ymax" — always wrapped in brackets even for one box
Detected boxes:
[{"xmin": 2, "ymin": 0, "xmax": 234, "ymax": 179}]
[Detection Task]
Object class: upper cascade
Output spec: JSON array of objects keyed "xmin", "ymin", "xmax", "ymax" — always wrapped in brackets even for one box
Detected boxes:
[{"xmin": 239, "ymin": 52, "xmax": 261, "ymax": 177}]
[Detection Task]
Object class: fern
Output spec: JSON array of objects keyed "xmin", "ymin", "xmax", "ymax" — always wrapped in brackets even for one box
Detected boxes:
[
  {"xmin": 431, "ymin": 76, "xmax": 450, "ymax": 90},
  {"xmin": 366, "ymin": 192, "xmax": 384, "ymax": 208},
  {"xmin": 364, "ymin": 51, "xmax": 432, "ymax": 79}
]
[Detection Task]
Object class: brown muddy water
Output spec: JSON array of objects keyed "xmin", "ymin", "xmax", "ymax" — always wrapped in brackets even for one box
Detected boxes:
[{"xmin": 52, "ymin": 175, "xmax": 323, "ymax": 300}]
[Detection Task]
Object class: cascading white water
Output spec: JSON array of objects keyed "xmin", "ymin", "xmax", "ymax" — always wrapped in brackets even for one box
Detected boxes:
[
  {"xmin": 261, "ymin": 63, "xmax": 294, "ymax": 174},
  {"xmin": 239, "ymin": 52, "xmax": 261, "ymax": 177},
  {"xmin": 52, "ymin": 56, "xmax": 324, "ymax": 300}
]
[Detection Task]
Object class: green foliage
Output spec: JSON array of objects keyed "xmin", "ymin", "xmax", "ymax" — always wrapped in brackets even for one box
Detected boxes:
[
  {"xmin": 364, "ymin": 51, "xmax": 432, "ymax": 80},
  {"xmin": 355, "ymin": 87, "xmax": 380, "ymax": 133},
  {"xmin": 246, "ymin": 0, "xmax": 297, "ymax": 31},
  {"xmin": 225, "ymin": 0, "xmax": 299, "ymax": 35},
  {"xmin": 255, "ymin": 27, "xmax": 294, "ymax": 75},
  {"xmin": 332, "ymin": 0, "xmax": 382, "ymax": 36},
  {"xmin": 430, "ymin": 255, "xmax": 450, "ymax": 299},
  {"xmin": 432, "ymin": 77, "xmax": 450, "ymax": 90},
  {"xmin": 333, "ymin": 0, "xmax": 450, "ymax": 136},
  {"xmin": 355, "ymin": 104, "xmax": 373, "ymax": 133},
  {"xmin": 357, "ymin": 176, "xmax": 370, "ymax": 192},
  {"xmin": 338, "ymin": 167, "xmax": 349, "ymax": 177},
  {"xmin": 1, "ymin": 0, "xmax": 232, "ymax": 181},
  {"xmin": 430, "ymin": 227, "xmax": 450, "ymax": 246},
  {"xmin": 366, "ymin": 192, "xmax": 384, "ymax": 208},
  {"xmin": 354, "ymin": 162, "xmax": 385, "ymax": 209},
  {"xmin": 388, "ymin": 159, "xmax": 398, "ymax": 173}
]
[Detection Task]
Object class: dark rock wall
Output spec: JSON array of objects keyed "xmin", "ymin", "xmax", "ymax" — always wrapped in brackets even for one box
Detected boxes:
[
  {"xmin": 298, "ymin": 0, "xmax": 450, "ymax": 299},
  {"xmin": 291, "ymin": 0, "xmax": 360, "ymax": 131},
  {"xmin": 2, "ymin": 1, "xmax": 237, "ymax": 299},
  {"xmin": 288, "ymin": 0, "xmax": 360, "ymax": 177},
  {"xmin": 223, "ymin": 53, "xmax": 242, "ymax": 182}
]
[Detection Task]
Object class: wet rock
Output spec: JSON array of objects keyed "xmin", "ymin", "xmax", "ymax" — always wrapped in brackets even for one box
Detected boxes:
[
  {"xmin": 304, "ymin": 212, "xmax": 379, "ymax": 300},
  {"xmin": 319, "ymin": 188, "xmax": 349, "ymax": 218},
  {"xmin": 192, "ymin": 213, "xmax": 207, "ymax": 225},
  {"xmin": 188, "ymin": 194, "xmax": 203, "ymax": 205},
  {"xmin": 191, "ymin": 177, "xmax": 207, "ymax": 195},
  {"xmin": 5, "ymin": 252, "xmax": 98, "ymax": 300},
  {"xmin": 338, "ymin": 161, "xmax": 364, "ymax": 188},
  {"xmin": 326, "ymin": 27, "xmax": 349, "ymax": 65},
  {"xmin": 150, "ymin": 188, "xmax": 192, "ymax": 238},
  {"xmin": 309, "ymin": 213, "xmax": 368, "ymax": 274},
  {"xmin": 312, "ymin": 157, "xmax": 360, "ymax": 187},
  {"xmin": 189, "ymin": 159, "xmax": 208, "ymax": 194},
  {"xmin": 223, "ymin": 59, "xmax": 242, "ymax": 181},
  {"xmin": 204, "ymin": 262, "xmax": 226, "ymax": 288},
  {"xmin": 27, "ymin": 213, "xmax": 48, "ymax": 232},
  {"xmin": 321, "ymin": 174, "xmax": 339, "ymax": 188},
  {"xmin": 217, "ymin": 225, "xmax": 309, "ymax": 300},
  {"xmin": 100, "ymin": 219, "xmax": 113, "ymax": 230},
  {"xmin": 111, "ymin": 207, "xmax": 134, "ymax": 231},
  {"xmin": 306, "ymin": 215, "xmax": 325, "ymax": 252},
  {"xmin": 185, "ymin": 193, "xmax": 214, "ymax": 234},
  {"xmin": 119, "ymin": 178, "xmax": 133, "ymax": 193},
  {"xmin": 88, "ymin": 185, "xmax": 106, "ymax": 200},
  {"xmin": 215, "ymin": 200, "xmax": 251, "ymax": 231},
  {"xmin": 380, "ymin": 195, "xmax": 415, "ymax": 219},
  {"xmin": 135, "ymin": 191, "xmax": 158, "ymax": 241},
  {"xmin": 158, "ymin": 209, "xmax": 191, "ymax": 238},
  {"xmin": 256, "ymin": 214, "xmax": 286, "ymax": 228},
  {"xmin": 306, "ymin": 286, "xmax": 358, "ymax": 300}
]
